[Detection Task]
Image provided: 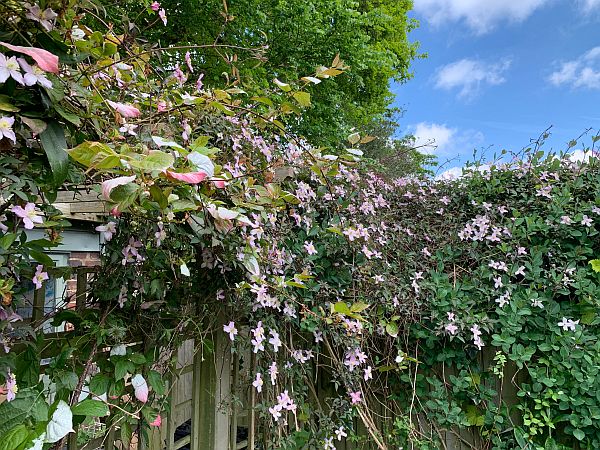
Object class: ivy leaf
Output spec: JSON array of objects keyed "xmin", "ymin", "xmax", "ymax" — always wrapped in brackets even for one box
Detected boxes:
[
  {"xmin": 45, "ymin": 401, "xmax": 74, "ymax": 443},
  {"xmin": 573, "ymin": 429, "xmax": 585, "ymax": 441},
  {"xmin": 39, "ymin": 121, "xmax": 68, "ymax": 187}
]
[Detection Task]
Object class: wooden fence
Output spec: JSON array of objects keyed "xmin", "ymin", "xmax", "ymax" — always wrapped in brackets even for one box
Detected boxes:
[{"xmin": 21, "ymin": 268, "xmax": 527, "ymax": 450}]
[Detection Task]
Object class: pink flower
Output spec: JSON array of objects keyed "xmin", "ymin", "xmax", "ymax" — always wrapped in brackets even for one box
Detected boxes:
[
  {"xmin": 349, "ymin": 391, "xmax": 362, "ymax": 404},
  {"xmin": 18, "ymin": 58, "xmax": 52, "ymax": 88},
  {"xmin": 363, "ymin": 366, "xmax": 372, "ymax": 381},
  {"xmin": 0, "ymin": 54, "xmax": 24, "ymax": 84},
  {"xmin": 149, "ymin": 414, "xmax": 161, "ymax": 427},
  {"xmin": 196, "ymin": 73, "xmax": 204, "ymax": 91},
  {"xmin": 32, "ymin": 265, "xmax": 49, "ymax": 290},
  {"xmin": 560, "ymin": 215, "xmax": 572, "ymax": 225},
  {"xmin": 172, "ymin": 64, "xmax": 186, "ymax": 85},
  {"xmin": 131, "ymin": 374, "xmax": 148, "ymax": 403},
  {"xmin": 11, "ymin": 203, "xmax": 43, "ymax": 229},
  {"xmin": 0, "ymin": 116, "xmax": 16, "ymax": 144},
  {"xmin": 558, "ymin": 317, "xmax": 579, "ymax": 332},
  {"xmin": 158, "ymin": 9, "xmax": 167, "ymax": 26},
  {"xmin": 106, "ymin": 100, "xmax": 140, "ymax": 118},
  {"xmin": 303, "ymin": 241, "xmax": 317, "ymax": 255},
  {"xmin": 96, "ymin": 222, "xmax": 117, "ymax": 241},
  {"xmin": 268, "ymin": 362, "xmax": 278, "ymax": 385},
  {"xmin": 581, "ymin": 215, "xmax": 593, "ymax": 227},
  {"xmin": 185, "ymin": 51, "xmax": 194, "ymax": 73},
  {"xmin": 5, "ymin": 370, "xmax": 17, "ymax": 401},
  {"xmin": 335, "ymin": 426, "xmax": 347, "ymax": 441},
  {"xmin": 252, "ymin": 372, "xmax": 263, "ymax": 393},
  {"xmin": 150, "ymin": 1, "xmax": 161, "ymax": 11},
  {"xmin": 268, "ymin": 329, "xmax": 282, "ymax": 352},
  {"xmin": 445, "ymin": 322, "xmax": 458, "ymax": 335},
  {"xmin": 223, "ymin": 321, "xmax": 237, "ymax": 341},
  {"xmin": 25, "ymin": 3, "xmax": 58, "ymax": 31},
  {"xmin": 157, "ymin": 100, "xmax": 168, "ymax": 112}
]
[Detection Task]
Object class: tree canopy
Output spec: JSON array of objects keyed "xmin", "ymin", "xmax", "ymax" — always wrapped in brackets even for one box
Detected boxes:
[{"xmin": 101, "ymin": 0, "xmax": 421, "ymax": 152}]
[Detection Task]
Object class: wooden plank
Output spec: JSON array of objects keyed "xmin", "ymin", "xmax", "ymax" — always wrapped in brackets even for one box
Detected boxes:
[
  {"xmin": 56, "ymin": 191, "xmax": 101, "ymax": 203},
  {"xmin": 69, "ymin": 201, "xmax": 107, "ymax": 214}
]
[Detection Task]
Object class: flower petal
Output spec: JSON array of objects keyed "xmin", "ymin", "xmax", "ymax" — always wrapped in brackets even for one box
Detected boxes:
[{"xmin": 102, "ymin": 175, "xmax": 136, "ymax": 200}]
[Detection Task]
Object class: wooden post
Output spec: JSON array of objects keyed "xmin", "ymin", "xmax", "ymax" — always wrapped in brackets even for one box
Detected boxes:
[
  {"xmin": 190, "ymin": 323, "xmax": 232, "ymax": 450},
  {"xmin": 32, "ymin": 282, "xmax": 46, "ymax": 322}
]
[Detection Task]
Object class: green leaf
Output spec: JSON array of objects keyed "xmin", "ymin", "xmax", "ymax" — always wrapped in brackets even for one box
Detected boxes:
[
  {"xmin": 68, "ymin": 142, "xmax": 120, "ymax": 169},
  {"xmin": 71, "ymin": 399, "xmax": 109, "ymax": 417},
  {"xmin": 0, "ymin": 233, "xmax": 17, "ymax": 250},
  {"xmin": 273, "ymin": 78, "xmax": 292, "ymax": 92},
  {"xmin": 147, "ymin": 370, "xmax": 165, "ymax": 396},
  {"xmin": 128, "ymin": 151, "xmax": 174, "ymax": 172},
  {"xmin": 0, "ymin": 95, "xmax": 19, "ymax": 112},
  {"xmin": 292, "ymin": 91, "xmax": 311, "ymax": 107},
  {"xmin": 0, "ymin": 425, "xmax": 28, "ymax": 450},
  {"xmin": 114, "ymin": 360, "xmax": 135, "ymax": 380},
  {"xmin": 589, "ymin": 259, "xmax": 600, "ymax": 273},
  {"xmin": 573, "ymin": 429, "xmax": 585, "ymax": 441},
  {"xmin": 28, "ymin": 250, "xmax": 55, "ymax": 267},
  {"xmin": 89, "ymin": 374, "xmax": 110, "ymax": 395},
  {"xmin": 39, "ymin": 121, "xmax": 69, "ymax": 187},
  {"xmin": 333, "ymin": 301, "xmax": 352, "ymax": 316},
  {"xmin": 350, "ymin": 302, "xmax": 370, "ymax": 313},
  {"xmin": 386, "ymin": 322, "xmax": 399, "ymax": 337}
]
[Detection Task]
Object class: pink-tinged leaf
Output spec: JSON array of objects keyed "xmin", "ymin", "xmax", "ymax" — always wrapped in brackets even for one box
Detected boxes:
[
  {"xmin": 106, "ymin": 100, "xmax": 140, "ymax": 118},
  {"xmin": 0, "ymin": 42, "xmax": 59, "ymax": 73},
  {"xmin": 149, "ymin": 414, "xmax": 162, "ymax": 427},
  {"xmin": 101, "ymin": 175, "xmax": 136, "ymax": 200},
  {"xmin": 212, "ymin": 179, "xmax": 226, "ymax": 189},
  {"xmin": 166, "ymin": 170, "xmax": 208, "ymax": 184},
  {"xmin": 131, "ymin": 374, "xmax": 148, "ymax": 403}
]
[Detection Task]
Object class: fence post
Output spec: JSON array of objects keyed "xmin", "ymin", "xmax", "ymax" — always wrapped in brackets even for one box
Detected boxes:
[{"xmin": 190, "ymin": 321, "xmax": 232, "ymax": 450}]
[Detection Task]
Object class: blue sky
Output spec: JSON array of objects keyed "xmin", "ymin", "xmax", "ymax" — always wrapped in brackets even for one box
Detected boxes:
[{"xmin": 391, "ymin": 0, "xmax": 600, "ymax": 175}]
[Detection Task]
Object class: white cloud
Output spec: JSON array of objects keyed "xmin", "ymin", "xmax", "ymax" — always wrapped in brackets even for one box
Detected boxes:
[
  {"xmin": 411, "ymin": 122, "xmax": 456, "ymax": 154},
  {"xmin": 548, "ymin": 46, "xmax": 600, "ymax": 89},
  {"xmin": 579, "ymin": 0, "xmax": 600, "ymax": 12},
  {"xmin": 413, "ymin": 0, "xmax": 549, "ymax": 34},
  {"xmin": 408, "ymin": 122, "xmax": 484, "ymax": 156},
  {"xmin": 436, "ymin": 166, "xmax": 463, "ymax": 180},
  {"xmin": 434, "ymin": 58, "xmax": 511, "ymax": 99}
]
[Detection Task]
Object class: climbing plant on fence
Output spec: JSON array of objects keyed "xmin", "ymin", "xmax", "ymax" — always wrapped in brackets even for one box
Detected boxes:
[{"xmin": 1, "ymin": 1, "xmax": 600, "ymax": 450}]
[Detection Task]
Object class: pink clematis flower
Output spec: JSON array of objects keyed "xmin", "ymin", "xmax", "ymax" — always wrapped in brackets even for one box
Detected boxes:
[
  {"xmin": 25, "ymin": 3, "xmax": 58, "ymax": 31},
  {"xmin": 252, "ymin": 372, "xmax": 263, "ymax": 393},
  {"xmin": 150, "ymin": 1, "xmax": 161, "ymax": 11},
  {"xmin": 0, "ymin": 54, "xmax": 24, "ymax": 84},
  {"xmin": 0, "ymin": 116, "xmax": 16, "ymax": 144},
  {"xmin": 303, "ymin": 241, "xmax": 317, "ymax": 255},
  {"xmin": 33, "ymin": 265, "xmax": 49, "ymax": 290},
  {"xmin": 5, "ymin": 370, "xmax": 17, "ymax": 401},
  {"xmin": 11, "ymin": 203, "xmax": 43, "ymax": 229},
  {"xmin": 106, "ymin": 100, "xmax": 140, "ymax": 118},
  {"xmin": 18, "ymin": 58, "xmax": 52, "ymax": 88},
  {"xmin": 159, "ymin": 9, "xmax": 167, "ymax": 26},
  {"xmin": 196, "ymin": 73, "xmax": 204, "ymax": 91},
  {"xmin": 96, "ymin": 222, "xmax": 117, "ymax": 241},
  {"xmin": 185, "ymin": 51, "xmax": 194, "ymax": 73},
  {"xmin": 131, "ymin": 374, "xmax": 148, "ymax": 403},
  {"xmin": 223, "ymin": 321, "xmax": 238, "ymax": 341},
  {"xmin": 349, "ymin": 391, "xmax": 362, "ymax": 404}
]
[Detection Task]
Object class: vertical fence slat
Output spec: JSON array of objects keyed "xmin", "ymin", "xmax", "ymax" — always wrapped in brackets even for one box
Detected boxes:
[{"xmin": 32, "ymin": 282, "xmax": 46, "ymax": 322}]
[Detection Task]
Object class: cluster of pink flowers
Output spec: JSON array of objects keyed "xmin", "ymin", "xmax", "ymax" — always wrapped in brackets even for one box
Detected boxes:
[{"xmin": 268, "ymin": 390, "xmax": 296, "ymax": 421}]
